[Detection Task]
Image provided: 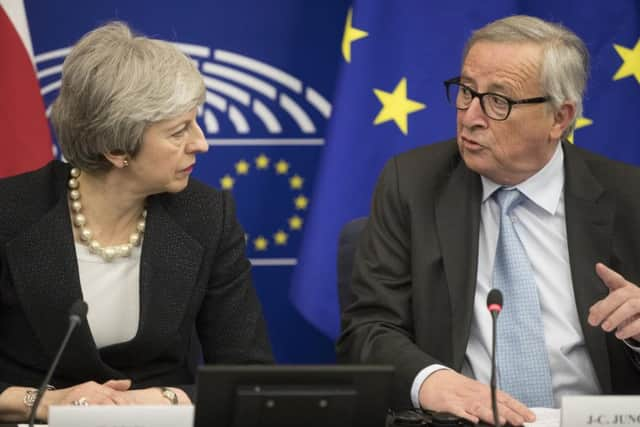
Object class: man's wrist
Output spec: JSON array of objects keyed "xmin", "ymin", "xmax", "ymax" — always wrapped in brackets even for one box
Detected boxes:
[{"xmin": 411, "ymin": 364, "xmax": 451, "ymax": 408}]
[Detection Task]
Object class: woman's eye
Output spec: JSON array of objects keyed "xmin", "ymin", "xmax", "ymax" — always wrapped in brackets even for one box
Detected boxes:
[{"xmin": 172, "ymin": 128, "xmax": 187, "ymax": 138}]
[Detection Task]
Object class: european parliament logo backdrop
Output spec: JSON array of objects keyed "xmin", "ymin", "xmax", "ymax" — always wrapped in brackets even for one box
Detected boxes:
[{"xmin": 10, "ymin": 0, "xmax": 640, "ymax": 361}]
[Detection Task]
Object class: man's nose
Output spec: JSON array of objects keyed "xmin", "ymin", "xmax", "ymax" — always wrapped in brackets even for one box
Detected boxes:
[{"xmin": 460, "ymin": 97, "xmax": 489, "ymax": 129}]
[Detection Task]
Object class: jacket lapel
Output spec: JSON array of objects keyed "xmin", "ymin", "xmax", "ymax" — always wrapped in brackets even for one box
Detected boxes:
[
  {"xmin": 563, "ymin": 142, "xmax": 614, "ymax": 393},
  {"xmin": 99, "ymin": 194, "xmax": 204, "ymax": 367},
  {"xmin": 6, "ymin": 176, "xmax": 106, "ymax": 380},
  {"xmin": 435, "ymin": 158, "xmax": 482, "ymax": 370}
]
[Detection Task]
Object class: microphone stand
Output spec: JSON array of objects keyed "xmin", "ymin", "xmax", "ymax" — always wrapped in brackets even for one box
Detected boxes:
[
  {"xmin": 490, "ymin": 310, "xmax": 499, "ymax": 427},
  {"xmin": 487, "ymin": 289, "xmax": 502, "ymax": 427},
  {"xmin": 28, "ymin": 301, "xmax": 86, "ymax": 427}
]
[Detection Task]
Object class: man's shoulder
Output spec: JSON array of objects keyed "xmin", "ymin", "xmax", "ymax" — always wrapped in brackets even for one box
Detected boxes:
[
  {"xmin": 385, "ymin": 138, "xmax": 463, "ymax": 184},
  {"xmin": 566, "ymin": 142, "xmax": 640, "ymax": 184},
  {"xmin": 394, "ymin": 138, "xmax": 459, "ymax": 167}
]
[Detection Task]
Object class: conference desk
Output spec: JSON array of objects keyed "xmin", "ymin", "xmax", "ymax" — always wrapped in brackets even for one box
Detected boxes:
[
  {"xmin": 0, "ymin": 413, "xmax": 561, "ymax": 427},
  {"xmin": 0, "ymin": 406, "xmax": 563, "ymax": 427}
]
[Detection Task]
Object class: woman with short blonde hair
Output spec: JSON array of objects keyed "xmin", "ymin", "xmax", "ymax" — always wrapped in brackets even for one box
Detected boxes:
[{"xmin": 0, "ymin": 22, "xmax": 272, "ymax": 423}]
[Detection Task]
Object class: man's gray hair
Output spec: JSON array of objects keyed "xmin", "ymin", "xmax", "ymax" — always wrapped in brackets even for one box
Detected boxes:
[
  {"xmin": 51, "ymin": 21, "xmax": 206, "ymax": 171},
  {"xmin": 464, "ymin": 15, "xmax": 589, "ymax": 138}
]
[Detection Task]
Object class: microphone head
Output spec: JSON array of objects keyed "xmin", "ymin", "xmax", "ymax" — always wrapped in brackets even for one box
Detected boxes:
[
  {"xmin": 486, "ymin": 289, "xmax": 503, "ymax": 313},
  {"xmin": 69, "ymin": 300, "xmax": 88, "ymax": 323}
]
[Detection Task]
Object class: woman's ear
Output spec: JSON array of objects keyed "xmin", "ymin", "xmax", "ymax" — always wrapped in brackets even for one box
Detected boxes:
[{"xmin": 104, "ymin": 150, "xmax": 130, "ymax": 169}]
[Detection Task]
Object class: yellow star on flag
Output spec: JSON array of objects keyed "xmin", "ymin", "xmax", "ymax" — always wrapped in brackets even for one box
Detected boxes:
[
  {"xmin": 341, "ymin": 7, "xmax": 368, "ymax": 63},
  {"xmin": 289, "ymin": 215, "xmax": 303, "ymax": 230},
  {"xmin": 289, "ymin": 174, "xmax": 304, "ymax": 190},
  {"xmin": 567, "ymin": 117, "xmax": 593, "ymax": 144},
  {"xmin": 220, "ymin": 174, "xmax": 234, "ymax": 190},
  {"xmin": 373, "ymin": 77, "xmax": 426, "ymax": 135},
  {"xmin": 235, "ymin": 159, "xmax": 250, "ymax": 175},
  {"xmin": 255, "ymin": 154, "xmax": 270, "ymax": 170},
  {"xmin": 253, "ymin": 236, "xmax": 268, "ymax": 251},
  {"xmin": 273, "ymin": 230, "xmax": 288, "ymax": 246},
  {"xmin": 275, "ymin": 159, "xmax": 290, "ymax": 175},
  {"xmin": 294, "ymin": 195, "xmax": 309, "ymax": 210},
  {"xmin": 613, "ymin": 38, "xmax": 640, "ymax": 84}
]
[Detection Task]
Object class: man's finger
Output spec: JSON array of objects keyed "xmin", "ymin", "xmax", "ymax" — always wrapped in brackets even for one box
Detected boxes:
[
  {"xmin": 614, "ymin": 316, "xmax": 640, "ymax": 340},
  {"xmin": 473, "ymin": 403, "xmax": 501, "ymax": 426},
  {"xmin": 447, "ymin": 406, "xmax": 480, "ymax": 425},
  {"xmin": 497, "ymin": 403, "xmax": 525, "ymax": 426},
  {"xmin": 595, "ymin": 263, "xmax": 628, "ymax": 291},
  {"xmin": 589, "ymin": 286, "xmax": 633, "ymax": 327},
  {"xmin": 496, "ymin": 391, "xmax": 535, "ymax": 422},
  {"xmin": 595, "ymin": 296, "xmax": 637, "ymax": 332}
]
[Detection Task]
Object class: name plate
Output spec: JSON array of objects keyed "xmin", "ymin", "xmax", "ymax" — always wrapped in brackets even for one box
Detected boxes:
[
  {"xmin": 48, "ymin": 405, "xmax": 193, "ymax": 427},
  {"xmin": 562, "ymin": 396, "xmax": 640, "ymax": 427}
]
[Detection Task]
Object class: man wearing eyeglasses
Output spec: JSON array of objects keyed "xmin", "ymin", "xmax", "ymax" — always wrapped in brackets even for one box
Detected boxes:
[{"xmin": 338, "ymin": 15, "xmax": 640, "ymax": 426}]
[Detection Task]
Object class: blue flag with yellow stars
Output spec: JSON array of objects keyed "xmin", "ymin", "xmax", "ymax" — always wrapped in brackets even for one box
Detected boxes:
[{"xmin": 291, "ymin": 1, "xmax": 640, "ymax": 340}]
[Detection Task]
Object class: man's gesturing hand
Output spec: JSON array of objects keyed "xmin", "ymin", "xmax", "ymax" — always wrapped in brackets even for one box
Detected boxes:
[{"xmin": 589, "ymin": 263, "xmax": 640, "ymax": 342}]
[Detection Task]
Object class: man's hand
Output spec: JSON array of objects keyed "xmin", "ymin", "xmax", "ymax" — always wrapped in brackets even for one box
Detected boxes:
[
  {"xmin": 418, "ymin": 370, "xmax": 535, "ymax": 426},
  {"xmin": 589, "ymin": 263, "xmax": 640, "ymax": 341}
]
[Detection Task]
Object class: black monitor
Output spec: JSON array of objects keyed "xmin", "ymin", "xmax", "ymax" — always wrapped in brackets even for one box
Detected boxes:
[{"xmin": 194, "ymin": 365, "xmax": 394, "ymax": 427}]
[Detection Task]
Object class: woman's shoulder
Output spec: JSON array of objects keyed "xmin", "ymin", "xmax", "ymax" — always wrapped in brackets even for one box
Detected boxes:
[
  {"xmin": 0, "ymin": 161, "xmax": 67, "ymax": 225},
  {"xmin": 161, "ymin": 177, "xmax": 225, "ymax": 209},
  {"xmin": 0, "ymin": 160, "xmax": 66, "ymax": 187},
  {"xmin": 151, "ymin": 178, "xmax": 235, "ymax": 243}
]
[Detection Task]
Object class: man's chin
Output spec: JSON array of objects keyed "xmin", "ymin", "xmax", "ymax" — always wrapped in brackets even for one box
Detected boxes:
[{"xmin": 461, "ymin": 154, "xmax": 493, "ymax": 178}]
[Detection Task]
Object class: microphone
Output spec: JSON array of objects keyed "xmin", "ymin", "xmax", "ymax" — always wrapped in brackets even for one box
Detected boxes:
[
  {"xmin": 487, "ymin": 289, "xmax": 503, "ymax": 427},
  {"xmin": 28, "ymin": 300, "xmax": 88, "ymax": 427}
]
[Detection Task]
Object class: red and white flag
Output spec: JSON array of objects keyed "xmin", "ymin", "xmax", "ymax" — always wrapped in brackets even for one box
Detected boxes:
[{"xmin": 0, "ymin": 0, "xmax": 52, "ymax": 178}]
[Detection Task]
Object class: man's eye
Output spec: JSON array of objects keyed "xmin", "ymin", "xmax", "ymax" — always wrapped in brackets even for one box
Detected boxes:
[{"xmin": 489, "ymin": 95, "xmax": 508, "ymax": 107}]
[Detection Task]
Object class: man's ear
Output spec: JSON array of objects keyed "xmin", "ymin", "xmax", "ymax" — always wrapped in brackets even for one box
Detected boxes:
[{"xmin": 549, "ymin": 102, "xmax": 576, "ymax": 141}]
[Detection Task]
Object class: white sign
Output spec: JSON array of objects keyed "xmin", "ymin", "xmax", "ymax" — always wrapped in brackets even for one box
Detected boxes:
[
  {"xmin": 562, "ymin": 396, "xmax": 640, "ymax": 427},
  {"xmin": 48, "ymin": 405, "xmax": 193, "ymax": 427}
]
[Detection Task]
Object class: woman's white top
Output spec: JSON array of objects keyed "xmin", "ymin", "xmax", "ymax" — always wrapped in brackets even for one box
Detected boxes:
[{"xmin": 75, "ymin": 243, "xmax": 141, "ymax": 349}]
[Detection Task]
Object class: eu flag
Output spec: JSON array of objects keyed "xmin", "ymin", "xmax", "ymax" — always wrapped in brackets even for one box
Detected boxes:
[{"xmin": 291, "ymin": 1, "xmax": 640, "ymax": 340}]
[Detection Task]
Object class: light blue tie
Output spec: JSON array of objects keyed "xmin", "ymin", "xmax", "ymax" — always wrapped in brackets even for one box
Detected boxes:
[{"xmin": 492, "ymin": 188, "xmax": 554, "ymax": 408}]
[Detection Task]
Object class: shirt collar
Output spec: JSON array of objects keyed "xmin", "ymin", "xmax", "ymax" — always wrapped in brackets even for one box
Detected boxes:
[{"xmin": 481, "ymin": 142, "xmax": 564, "ymax": 215}]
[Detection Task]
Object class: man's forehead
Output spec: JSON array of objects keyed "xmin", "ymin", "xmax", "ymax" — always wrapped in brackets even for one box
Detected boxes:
[
  {"xmin": 464, "ymin": 40, "xmax": 542, "ymax": 58},
  {"xmin": 461, "ymin": 41, "xmax": 542, "ymax": 92}
]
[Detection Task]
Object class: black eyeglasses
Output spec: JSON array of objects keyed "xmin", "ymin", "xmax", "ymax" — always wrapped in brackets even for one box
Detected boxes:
[{"xmin": 444, "ymin": 77, "xmax": 549, "ymax": 121}]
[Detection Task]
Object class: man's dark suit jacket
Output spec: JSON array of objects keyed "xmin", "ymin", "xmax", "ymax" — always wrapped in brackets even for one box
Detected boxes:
[
  {"xmin": 0, "ymin": 161, "xmax": 272, "ymax": 398},
  {"xmin": 337, "ymin": 139, "xmax": 640, "ymax": 408}
]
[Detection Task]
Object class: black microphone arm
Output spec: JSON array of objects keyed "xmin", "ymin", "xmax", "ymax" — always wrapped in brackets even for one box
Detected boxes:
[
  {"xmin": 28, "ymin": 300, "xmax": 88, "ymax": 427},
  {"xmin": 487, "ymin": 289, "xmax": 503, "ymax": 427}
]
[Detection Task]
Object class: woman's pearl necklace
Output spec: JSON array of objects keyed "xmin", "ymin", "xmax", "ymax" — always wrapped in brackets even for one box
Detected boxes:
[{"xmin": 68, "ymin": 167, "xmax": 146, "ymax": 262}]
